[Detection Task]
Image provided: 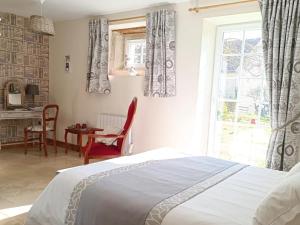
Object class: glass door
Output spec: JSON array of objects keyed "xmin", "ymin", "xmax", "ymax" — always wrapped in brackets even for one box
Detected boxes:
[{"xmin": 209, "ymin": 23, "xmax": 270, "ymax": 167}]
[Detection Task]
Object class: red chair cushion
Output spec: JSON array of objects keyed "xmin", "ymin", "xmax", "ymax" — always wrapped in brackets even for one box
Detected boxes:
[{"xmin": 82, "ymin": 142, "xmax": 121, "ymax": 158}]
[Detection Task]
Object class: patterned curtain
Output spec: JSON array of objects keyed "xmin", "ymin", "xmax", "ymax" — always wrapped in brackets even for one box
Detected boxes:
[
  {"xmin": 87, "ymin": 18, "xmax": 111, "ymax": 94},
  {"xmin": 144, "ymin": 9, "xmax": 176, "ymax": 97},
  {"xmin": 260, "ymin": 0, "xmax": 300, "ymax": 171}
]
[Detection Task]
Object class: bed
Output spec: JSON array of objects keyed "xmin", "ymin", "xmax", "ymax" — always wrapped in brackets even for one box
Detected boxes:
[{"xmin": 26, "ymin": 148, "xmax": 286, "ymax": 225}]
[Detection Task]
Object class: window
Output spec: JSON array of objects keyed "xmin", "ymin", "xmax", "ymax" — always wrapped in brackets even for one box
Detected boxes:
[
  {"xmin": 109, "ymin": 22, "xmax": 146, "ymax": 76},
  {"xmin": 125, "ymin": 39, "xmax": 146, "ymax": 69},
  {"xmin": 209, "ymin": 23, "xmax": 270, "ymax": 167}
]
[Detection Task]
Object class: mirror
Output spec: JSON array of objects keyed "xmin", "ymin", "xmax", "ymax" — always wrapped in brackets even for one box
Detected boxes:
[
  {"xmin": 4, "ymin": 80, "xmax": 25, "ymax": 110},
  {"xmin": 8, "ymin": 94, "xmax": 22, "ymax": 106}
]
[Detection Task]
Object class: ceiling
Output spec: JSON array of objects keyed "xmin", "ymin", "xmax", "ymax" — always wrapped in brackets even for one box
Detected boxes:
[{"xmin": 0, "ymin": 0, "xmax": 187, "ymax": 21}]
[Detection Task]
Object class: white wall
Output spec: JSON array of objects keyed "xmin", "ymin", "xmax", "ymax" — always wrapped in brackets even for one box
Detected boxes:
[{"xmin": 49, "ymin": 1, "xmax": 260, "ymax": 154}]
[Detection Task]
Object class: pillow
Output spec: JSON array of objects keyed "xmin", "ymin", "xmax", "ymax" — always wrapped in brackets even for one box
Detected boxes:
[
  {"xmin": 286, "ymin": 162, "xmax": 300, "ymax": 177},
  {"xmin": 252, "ymin": 173, "xmax": 300, "ymax": 225},
  {"xmin": 95, "ymin": 127, "xmax": 123, "ymax": 146}
]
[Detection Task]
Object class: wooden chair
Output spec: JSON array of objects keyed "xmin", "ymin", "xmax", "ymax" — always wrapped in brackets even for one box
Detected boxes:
[
  {"xmin": 24, "ymin": 104, "xmax": 59, "ymax": 157},
  {"xmin": 82, "ymin": 97, "xmax": 137, "ymax": 164}
]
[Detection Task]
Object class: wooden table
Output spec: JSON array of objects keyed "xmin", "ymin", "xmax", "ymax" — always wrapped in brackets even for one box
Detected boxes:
[
  {"xmin": 0, "ymin": 110, "xmax": 42, "ymax": 149},
  {"xmin": 64, "ymin": 127, "xmax": 103, "ymax": 157}
]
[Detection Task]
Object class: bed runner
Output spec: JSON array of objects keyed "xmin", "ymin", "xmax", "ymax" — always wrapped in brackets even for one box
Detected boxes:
[{"xmin": 65, "ymin": 157, "xmax": 247, "ymax": 225}]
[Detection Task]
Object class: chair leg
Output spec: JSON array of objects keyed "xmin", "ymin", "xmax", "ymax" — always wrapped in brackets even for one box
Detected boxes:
[
  {"xmin": 64, "ymin": 130, "xmax": 68, "ymax": 154},
  {"xmin": 24, "ymin": 128, "xmax": 28, "ymax": 155},
  {"xmin": 53, "ymin": 131, "xmax": 57, "ymax": 154},
  {"xmin": 39, "ymin": 133, "xmax": 42, "ymax": 151},
  {"xmin": 84, "ymin": 155, "xmax": 89, "ymax": 165},
  {"xmin": 43, "ymin": 132, "xmax": 48, "ymax": 157}
]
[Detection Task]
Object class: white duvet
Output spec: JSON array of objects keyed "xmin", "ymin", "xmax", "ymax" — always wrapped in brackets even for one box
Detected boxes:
[{"xmin": 26, "ymin": 148, "xmax": 285, "ymax": 225}]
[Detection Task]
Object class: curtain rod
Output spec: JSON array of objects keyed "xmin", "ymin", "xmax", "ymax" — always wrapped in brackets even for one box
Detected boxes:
[
  {"xmin": 189, "ymin": 0, "xmax": 258, "ymax": 13},
  {"xmin": 108, "ymin": 16, "xmax": 146, "ymax": 23}
]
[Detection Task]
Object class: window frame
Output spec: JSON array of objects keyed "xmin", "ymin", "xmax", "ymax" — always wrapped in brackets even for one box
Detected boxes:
[{"xmin": 208, "ymin": 22, "xmax": 268, "ymax": 156}]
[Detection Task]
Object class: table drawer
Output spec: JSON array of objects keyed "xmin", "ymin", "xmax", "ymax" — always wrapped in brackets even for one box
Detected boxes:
[{"xmin": 0, "ymin": 111, "xmax": 42, "ymax": 119}]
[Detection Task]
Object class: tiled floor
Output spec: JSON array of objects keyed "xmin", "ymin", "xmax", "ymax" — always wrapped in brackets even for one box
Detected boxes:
[{"xmin": 0, "ymin": 146, "xmax": 84, "ymax": 225}]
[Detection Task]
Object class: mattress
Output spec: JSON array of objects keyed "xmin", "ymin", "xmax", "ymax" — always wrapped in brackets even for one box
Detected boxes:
[{"xmin": 26, "ymin": 148, "xmax": 285, "ymax": 225}]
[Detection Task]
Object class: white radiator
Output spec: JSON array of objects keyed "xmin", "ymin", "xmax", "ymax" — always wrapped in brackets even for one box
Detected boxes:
[
  {"xmin": 97, "ymin": 113, "xmax": 126, "ymax": 130},
  {"xmin": 97, "ymin": 113, "xmax": 133, "ymax": 155}
]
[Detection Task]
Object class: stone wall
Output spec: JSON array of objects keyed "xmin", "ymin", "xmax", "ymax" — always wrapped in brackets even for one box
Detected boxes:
[{"xmin": 0, "ymin": 12, "xmax": 49, "ymax": 143}]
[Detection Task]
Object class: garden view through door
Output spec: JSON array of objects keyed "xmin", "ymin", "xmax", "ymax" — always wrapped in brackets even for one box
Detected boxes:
[{"xmin": 209, "ymin": 23, "xmax": 270, "ymax": 167}]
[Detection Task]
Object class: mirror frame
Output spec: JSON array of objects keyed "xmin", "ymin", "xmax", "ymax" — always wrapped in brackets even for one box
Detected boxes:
[{"xmin": 4, "ymin": 79, "xmax": 25, "ymax": 110}]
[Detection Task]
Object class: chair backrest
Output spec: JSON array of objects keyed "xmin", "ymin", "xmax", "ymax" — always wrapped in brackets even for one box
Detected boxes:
[
  {"xmin": 117, "ymin": 97, "xmax": 138, "ymax": 154},
  {"xmin": 43, "ymin": 104, "xmax": 59, "ymax": 131}
]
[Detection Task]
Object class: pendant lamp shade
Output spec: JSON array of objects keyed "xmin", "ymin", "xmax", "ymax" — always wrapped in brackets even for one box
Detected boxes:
[{"xmin": 30, "ymin": 15, "xmax": 55, "ymax": 36}]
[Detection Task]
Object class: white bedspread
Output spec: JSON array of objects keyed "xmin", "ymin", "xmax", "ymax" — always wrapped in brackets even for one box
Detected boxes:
[{"xmin": 26, "ymin": 148, "xmax": 285, "ymax": 225}]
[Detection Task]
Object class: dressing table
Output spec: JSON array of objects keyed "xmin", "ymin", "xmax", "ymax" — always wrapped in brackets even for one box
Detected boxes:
[{"xmin": 0, "ymin": 80, "xmax": 42, "ymax": 149}]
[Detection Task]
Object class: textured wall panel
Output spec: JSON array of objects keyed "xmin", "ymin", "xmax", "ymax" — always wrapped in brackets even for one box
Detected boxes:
[{"xmin": 0, "ymin": 12, "xmax": 49, "ymax": 144}]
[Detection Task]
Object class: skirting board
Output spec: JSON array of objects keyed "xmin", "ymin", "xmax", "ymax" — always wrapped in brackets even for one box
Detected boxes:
[
  {"xmin": 0, "ymin": 141, "xmax": 35, "ymax": 150},
  {"xmin": 1, "ymin": 139, "xmax": 79, "ymax": 152},
  {"xmin": 47, "ymin": 139, "xmax": 80, "ymax": 151}
]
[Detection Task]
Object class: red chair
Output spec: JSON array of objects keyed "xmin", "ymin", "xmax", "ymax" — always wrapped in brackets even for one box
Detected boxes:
[
  {"xmin": 82, "ymin": 97, "xmax": 137, "ymax": 164},
  {"xmin": 24, "ymin": 104, "xmax": 59, "ymax": 157}
]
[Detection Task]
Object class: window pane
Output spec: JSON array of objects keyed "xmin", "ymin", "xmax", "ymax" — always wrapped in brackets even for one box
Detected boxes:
[
  {"xmin": 126, "ymin": 39, "xmax": 146, "ymax": 67},
  {"xmin": 260, "ymin": 104, "xmax": 270, "ymax": 125},
  {"xmin": 219, "ymin": 78, "xmax": 238, "ymax": 100},
  {"xmin": 239, "ymin": 78, "xmax": 262, "ymax": 104},
  {"xmin": 134, "ymin": 55, "xmax": 141, "ymax": 64},
  {"xmin": 142, "ymin": 44, "xmax": 146, "ymax": 53},
  {"xmin": 142, "ymin": 54, "xmax": 146, "ymax": 63},
  {"xmin": 127, "ymin": 43, "xmax": 136, "ymax": 66},
  {"xmin": 244, "ymin": 30, "xmax": 262, "ymax": 54},
  {"xmin": 215, "ymin": 122, "xmax": 235, "ymax": 160},
  {"xmin": 135, "ymin": 44, "xmax": 142, "ymax": 54},
  {"xmin": 221, "ymin": 56, "xmax": 241, "ymax": 75},
  {"xmin": 231, "ymin": 124, "xmax": 270, "ymax": 166},
  {"xmin": 237, "ymin": 106, "xmax": 259, "ymax": 124},
  {"xmin": 217, "ymin": 101, "xmax": 237, "ymax": 122},
  {"xmin": 262, "ymin": 80, "xmax": 269, "ymax": 103},
  {"xmin": 223, "ymin": 31, "xmax": 243, "ymax": 54},
  {"xmin": 238, "ymin": 78, "xmax": 262, "ymax": 124},
  {"xmin": 242, "ymin": 54, "xmax": 264, "ymax": 78},
  {"xmin": 215, "ymin": 122, "xmax": 270, "ymax": 166}
]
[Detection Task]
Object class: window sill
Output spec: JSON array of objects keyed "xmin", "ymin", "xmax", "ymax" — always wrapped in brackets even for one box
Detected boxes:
[
  {"xmin": 109, "ymin": 69, "xmax": 145, "ymax": 77},
  {"xmin": 109, "ymin": 74, "xmax": 144, "ymax": 77}
]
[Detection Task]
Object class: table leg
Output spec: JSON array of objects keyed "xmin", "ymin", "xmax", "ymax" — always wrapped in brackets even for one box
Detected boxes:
[
  {"xmin": 77, "ymin": 134, "xmax": 82, "ymax": 157},
  {"xmin": 64, "ymin": 130, "xmax": 68, "ymax": 154}
]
